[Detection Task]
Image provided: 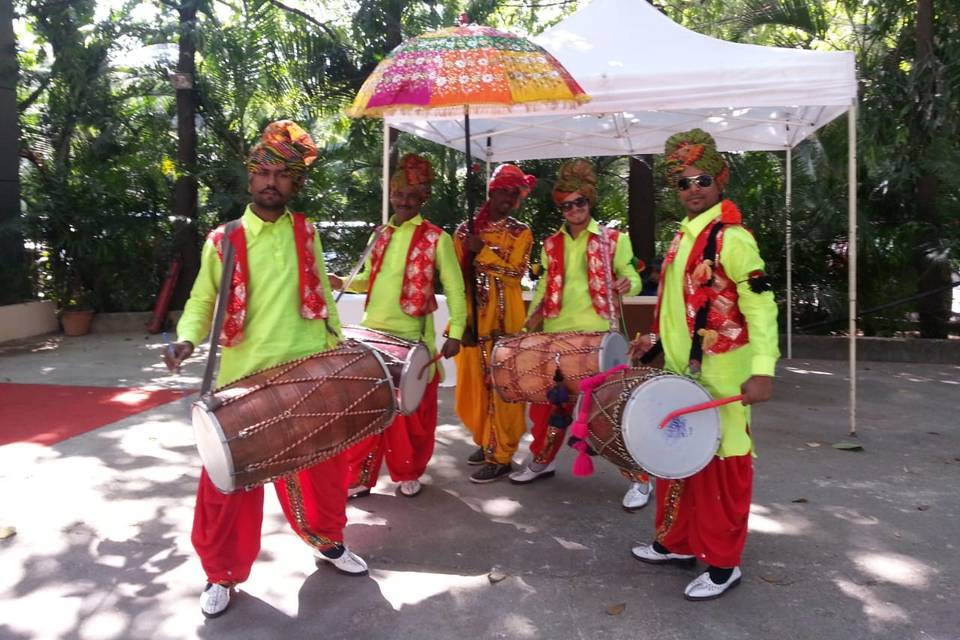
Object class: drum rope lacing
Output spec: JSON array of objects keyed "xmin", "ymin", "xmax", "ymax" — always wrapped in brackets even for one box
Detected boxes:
[
  {"xmin": 493, "ymin": 332, "xmax": 609, "ymax": 398},
  {"xmin": 213, "ymin": 342, "xmax": 396, "ymax": 481}
]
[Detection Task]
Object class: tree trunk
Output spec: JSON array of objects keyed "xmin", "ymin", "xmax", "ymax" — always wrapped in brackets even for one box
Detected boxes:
[
  {"xmin": 627, "ymin": 155, "xmax": 656, "ymax": 271},
  {"xmin": 912, "ymin": 0, "xmax": 950, "ymax": 338},
  {"xmin": 170, "ymin": 1, "xmax": 200, "ymax": 310},
  {"xmin": 0, "ymin": 0, "xmax": 29, "ymax": 304}
]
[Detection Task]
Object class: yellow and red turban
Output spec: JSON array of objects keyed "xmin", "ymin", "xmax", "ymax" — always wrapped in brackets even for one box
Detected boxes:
[
  {"xmin": 488, "ymin": 164, "xmax": 537, "ymax": 197},
  {"xmin": 390, "ymin": 153, "xmax": 435, "ymax": 193},
  {"xmin": 246, "ymin": 120, "xmax": 317, "ymax": 179},
  {"xmin": 552, "ymin": 159, "xmax": 598, "ymax": 206},
  {"xmin": 663, "ymin": 128, "xmax": 729, "ymax": 189}
]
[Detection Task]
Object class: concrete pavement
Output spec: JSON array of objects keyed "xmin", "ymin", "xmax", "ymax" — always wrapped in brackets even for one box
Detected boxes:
[{"xmin": 0, "ymin": 333, "xmax": 957, "ymax": 640}]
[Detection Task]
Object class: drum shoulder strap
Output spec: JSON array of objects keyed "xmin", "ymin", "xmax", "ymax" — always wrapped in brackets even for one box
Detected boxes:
[{"xmin": 201, "ymin": 219, "xmax": 242, "ymax": 397}]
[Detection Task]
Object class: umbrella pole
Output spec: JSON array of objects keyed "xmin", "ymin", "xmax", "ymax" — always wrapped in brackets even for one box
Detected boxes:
[{"xmin": 463, "ymin": 105, "xmax": 480, "ymax": 343}]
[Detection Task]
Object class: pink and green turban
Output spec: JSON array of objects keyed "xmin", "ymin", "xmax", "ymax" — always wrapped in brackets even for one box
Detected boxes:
[{"xmin": 663, "ymin": 128, "xmax": 729, "ymax": 189}]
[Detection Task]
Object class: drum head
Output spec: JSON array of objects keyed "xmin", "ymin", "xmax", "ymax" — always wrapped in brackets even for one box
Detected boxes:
[
  {"xmin": 191, "ymin": 402, "xmax": 235, "ymax": 493},
  {"xmin": 599, "ymin": 332, "xmax": 629, "ymax": 371},
  {"xmin": 621, "ymin": 375, "xmax": 721, "ymax": 479},
  {"xmin": 398, "ymin": 342, "xmax": 431, "ymax": 415}
]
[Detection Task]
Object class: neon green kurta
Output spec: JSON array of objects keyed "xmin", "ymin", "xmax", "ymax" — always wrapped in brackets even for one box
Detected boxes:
[
  {"xmin": 348, "ymin": 214, "xmax": 467, "ymax": 374},
  {"xmin": 528, "ymin": 219, "xmax": 642, "ymax": 332},
  {"xmin": 659, "ymin": 202, "xmax": 780, "ymax": 457},
  {"xmin": 177, "ymin": 207, "xmax": 342, "ymax": 387}
]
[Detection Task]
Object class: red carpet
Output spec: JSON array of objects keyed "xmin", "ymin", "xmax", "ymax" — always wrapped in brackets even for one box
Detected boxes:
[{"xmin": 0, "ymin": 383, "xmax": 188, "ymax": 446}]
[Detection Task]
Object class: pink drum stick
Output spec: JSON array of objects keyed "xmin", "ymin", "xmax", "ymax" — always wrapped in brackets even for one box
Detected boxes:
[{"xmin": 658, "ymin": 394, "xmax": 744, "ymax": 430}]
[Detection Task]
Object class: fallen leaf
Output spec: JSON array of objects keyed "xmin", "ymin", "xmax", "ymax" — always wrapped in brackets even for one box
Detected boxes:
[
  {"xmin": 917, "ymin": 505, "xmax": 930, "ymax": 512},
  {"xmin": 488, "ymin": 568, "xmax": 507, "ymax": 584},
  {"xmin": 606, "ymin": 603, "xmax": 626, "ymax": 616},
  {"xmin": 832, "ymin": 442, "xmax": 863, "ymax": 451},
  {"xmin": 0, "ymin": 526, "xmax": 16, "ymax": 540},
  {"xmin": 805, "ymin": 442, "xmax": 821, "ymax": 448},
  {"xmin": 791, "ymin": 498, "xmax": 809, "ymax": 504}
]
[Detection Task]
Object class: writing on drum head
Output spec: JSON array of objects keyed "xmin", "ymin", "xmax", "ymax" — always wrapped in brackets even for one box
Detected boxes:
[{"xmin": 664, "ymin": 417, "xmax": 691, "ymax": 441}]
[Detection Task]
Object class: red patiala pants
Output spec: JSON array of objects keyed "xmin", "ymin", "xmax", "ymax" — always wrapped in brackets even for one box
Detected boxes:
[
  {"xmin": 347, "ymin": 372, "xmax": 440, "ymax": 487},
  {"xmin": 191, "ymin": 454, "xmax": 349, "ymax": 586},
  {"xmin": 654, "ymin": 454, "xmax": 753, "ymax": 568},
  {"xmin": 527, "ymin": 403, "xmax": 571, "ymax": 465}
]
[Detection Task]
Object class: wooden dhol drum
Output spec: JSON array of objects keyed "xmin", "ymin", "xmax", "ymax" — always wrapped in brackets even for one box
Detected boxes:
[
  {"xmin": 341, "ymin": 325, "xmax": 431, "ymax": 415},
  {"xmin": 490, "ymin": 331, "xmax": 629, "ymax": 403},
  {"xmin": 192, "ymin": 340, "xmax": 397, "ymax": 493},
  {"xmin": 579, "ymin": 367, "xmax": 721, "ymax": 479}
]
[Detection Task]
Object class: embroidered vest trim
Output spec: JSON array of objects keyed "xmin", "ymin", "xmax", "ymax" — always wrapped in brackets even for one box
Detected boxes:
[
  {"xmin": 652, "ymin": 200, "xmax": 750, "ymax": 364},
  {"xmin": 367, "ymin": 219, "xmax": 442, "ymax": 317},
  {"xmin": 210, "ymin": 212, "xmax": 327, "ymax": 347},
  {"xmin": 542, "ymin": 226, "xmax": 620, "ymax": 320}
]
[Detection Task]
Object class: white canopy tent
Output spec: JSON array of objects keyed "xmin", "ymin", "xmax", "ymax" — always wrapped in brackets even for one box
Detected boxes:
[{"xmin": 379, "ymin": 0, "xmax": 859, "ymax": 434}]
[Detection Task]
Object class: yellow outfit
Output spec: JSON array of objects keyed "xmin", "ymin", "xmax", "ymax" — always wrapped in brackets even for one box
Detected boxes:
[{"xmin": 453, "ymin": 217, "xmax": 533, "ymax": 465}]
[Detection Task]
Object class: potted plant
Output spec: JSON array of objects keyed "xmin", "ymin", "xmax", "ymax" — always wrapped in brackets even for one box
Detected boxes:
[{"xmin": 59, "ymin": 287, "xmax": 96, "ymax": 336}]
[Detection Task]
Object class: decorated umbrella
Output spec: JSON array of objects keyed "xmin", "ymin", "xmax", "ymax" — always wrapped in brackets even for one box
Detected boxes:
[
  {"xmin": 347, "ymin": 17, "xmax": 589, "ymax": 225},
  {"xmin": 347, "ymin": 17, "xmax": 589, "ymax": 338}
]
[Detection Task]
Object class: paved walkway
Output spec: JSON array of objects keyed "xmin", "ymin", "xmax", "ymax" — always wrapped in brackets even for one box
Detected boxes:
[{"xmin": 0, "ymin": 333, "xmax": 957, "ymax": 640}]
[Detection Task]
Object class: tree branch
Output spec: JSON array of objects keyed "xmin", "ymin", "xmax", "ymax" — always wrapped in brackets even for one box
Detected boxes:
[
  {"xmin": 17, "ymin": 74, "xmax": 52, "ymax": 111},
  {"xmin": 264, "ymin": 0, "xmax": 340, "ymax": 41}
]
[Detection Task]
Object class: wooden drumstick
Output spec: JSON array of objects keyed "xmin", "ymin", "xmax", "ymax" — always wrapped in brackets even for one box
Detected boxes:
[
  {"xmin": 417, "ymin": 353, "xmax": 444, "ymax": 381},
  {"xmin": 657, "ymin": 394, "xmax": 744, "ymax": 430}
]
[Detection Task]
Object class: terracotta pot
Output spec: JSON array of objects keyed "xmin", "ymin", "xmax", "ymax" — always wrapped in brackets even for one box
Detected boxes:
[{"xmin": 61, "ymin": 309, "xmax": 95, "ymax": 336}]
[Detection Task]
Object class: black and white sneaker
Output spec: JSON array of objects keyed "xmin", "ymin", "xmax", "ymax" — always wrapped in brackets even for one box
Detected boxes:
[
  {"xmin": 467, "ymin": 448, "xmax": 486, "ymax": 465},
  {"xmin": 684, "ymin": 567, "xmax": 742, "ymax": 601},
  {"xmin": 199, "ymin": 583, "xmax": 231, "ymax": 618}
]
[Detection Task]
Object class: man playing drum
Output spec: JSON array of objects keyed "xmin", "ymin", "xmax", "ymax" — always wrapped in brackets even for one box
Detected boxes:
[
  {"xmin": 454, "ymin": 164, "xmax": 536, "ymax": 484},
  {"xmin": 512, "ymin": 160, "xmax": 644, "ymax": 503},
  {"xmin": 330, "ymin": 153, "xmax": 466, "ymax": 499},
  {"xmin": 163, "ymin": 121, "xmax": 368, "ymax": 618},
  {"xmin": 630, "ymin": 129, "xmax": 779, "ymax": 601}
]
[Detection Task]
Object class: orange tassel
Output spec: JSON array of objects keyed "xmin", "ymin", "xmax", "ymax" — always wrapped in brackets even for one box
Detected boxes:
[
  {"xmin": 697, "ymin": 328, "xmax": 718, "ymax": 350},
  {"xmin": 692, "ymin": 259, "xmax": 713, "ymax": 284}
]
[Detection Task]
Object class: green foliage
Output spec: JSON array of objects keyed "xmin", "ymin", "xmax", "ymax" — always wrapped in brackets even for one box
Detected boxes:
[{"xmin": 12, "ymin": 0, "xmax": 958, "ymax": 336}]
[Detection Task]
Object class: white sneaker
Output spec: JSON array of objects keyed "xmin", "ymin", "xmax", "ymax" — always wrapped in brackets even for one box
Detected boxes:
[
  {"xmin": 399, "ymin": 480, "xmax": 422, "ymax": 497},
  {"xmin": 508, "ymin": 460, "xmax": 557, "ymax": 484},
  {"xmin": 622, "ymin": 481, "xmax": 651, "ymax": 511},
  {"xmin": 630, "ymin": 543, "xmax": 696, "ymax": 565},
  {"xmin": 684, "ymin": 567, "xmax": 742, "ymax": 601},
  {"xmin": 199, "ymin": 583, "xmax": 231, "ymax": 618},
  {"xmin": 315, "ymin": 546, "xmax": 369, "ymax": 576}
]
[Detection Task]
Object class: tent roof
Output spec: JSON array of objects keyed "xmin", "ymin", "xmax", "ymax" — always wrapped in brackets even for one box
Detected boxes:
[{"xmin": 386, "ymin": 0, "xmax": 857, "ymax": 161}]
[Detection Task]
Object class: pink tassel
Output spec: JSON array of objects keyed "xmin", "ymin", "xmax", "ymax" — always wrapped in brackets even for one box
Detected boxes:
[
  {"xmin": 570, "ymin": 417, "xmax": 589, "ymax": 441},
  {"xmin": 571, "ymin": 441, "xmax": 595, "ymax": 477},
  {"xmin": 567, "ymin": 363, "xmax": 630, "ymax": 478}
]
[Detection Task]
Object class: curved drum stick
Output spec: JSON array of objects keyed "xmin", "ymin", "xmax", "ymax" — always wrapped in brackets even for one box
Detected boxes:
[
  {"xmin": 336, "ymin": 226, "xmax": 385, "ymax": 303},
  {"xmin": 658, "ymin": 394, "xmax": 744, "ymax": 430}
]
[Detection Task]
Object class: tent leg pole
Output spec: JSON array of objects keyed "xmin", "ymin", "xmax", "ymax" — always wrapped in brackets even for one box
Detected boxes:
[
  {"xmin": 382, "ymin": 120, "xmax": 390, "ymax": 225},
  {"xmin": 848, "ymin": 105, "xmax": 858, "ymax": 437},
  {"xmin": 786, "ymin": 147, "xmax": 793, "ymax": 360}
]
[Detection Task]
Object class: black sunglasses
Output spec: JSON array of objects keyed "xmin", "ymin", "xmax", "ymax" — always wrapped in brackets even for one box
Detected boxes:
[
  {"xmin": 558, "ymin": 196, "xmax": 590, "ymax": 212},
  {"xmin": 676, "ymin": 174, "xmax": 714, "ymax": 191}
]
